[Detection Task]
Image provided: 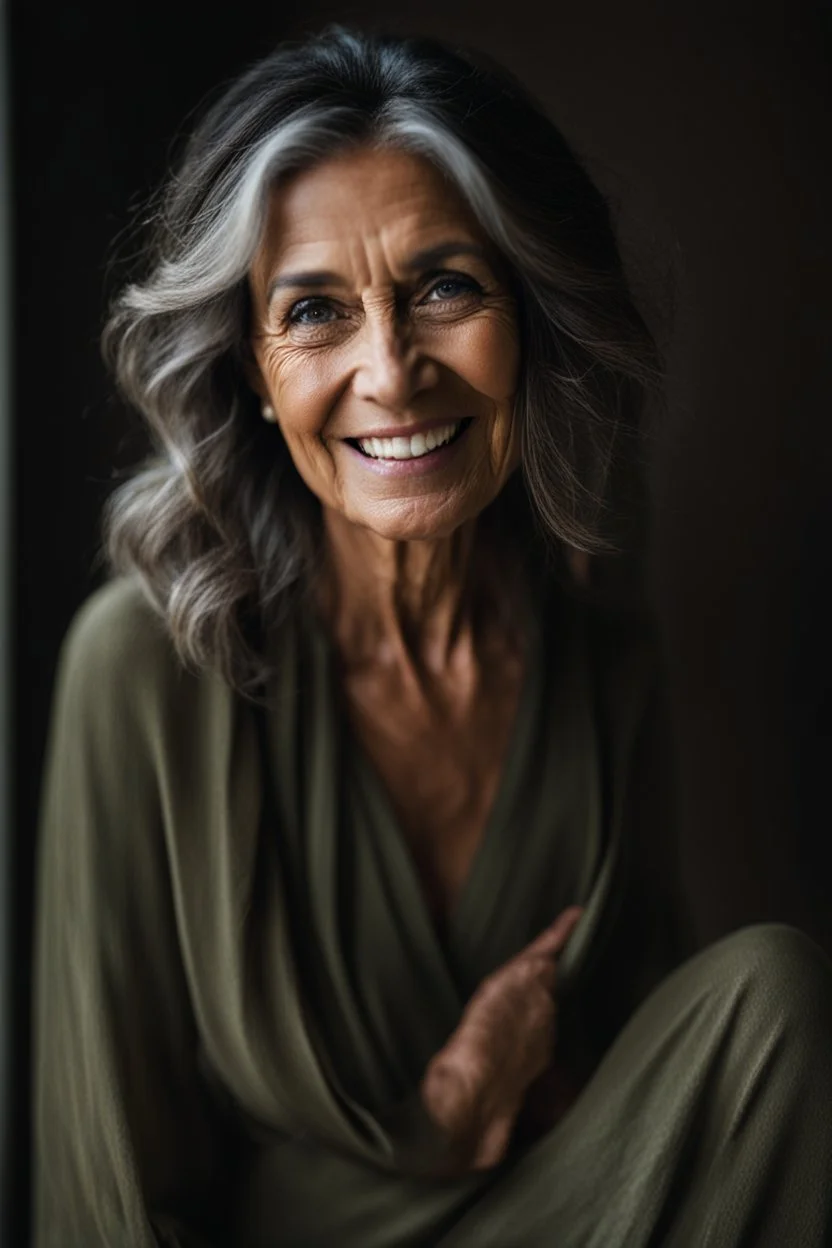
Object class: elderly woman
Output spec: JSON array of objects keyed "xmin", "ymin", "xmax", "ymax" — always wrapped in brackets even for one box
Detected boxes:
[{"xmin": 32, "ymin": 25, "xmax": 832, "ymax": 1248}]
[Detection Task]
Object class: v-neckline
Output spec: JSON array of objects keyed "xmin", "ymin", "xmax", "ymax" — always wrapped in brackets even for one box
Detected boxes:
[{"xmin": 313, "ymin": 594, "xmax": 549, "ymax": 981}]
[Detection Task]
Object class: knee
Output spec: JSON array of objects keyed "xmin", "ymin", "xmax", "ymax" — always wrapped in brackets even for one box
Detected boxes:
[{"xmin": 700, "ymin": 923, "xmax": 832, "ymax": 1035}]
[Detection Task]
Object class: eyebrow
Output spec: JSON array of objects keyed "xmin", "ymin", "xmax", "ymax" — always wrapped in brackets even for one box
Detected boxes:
[{"xmin": 265, "ymin": 242, "xmax": 491, "ymax": 305}]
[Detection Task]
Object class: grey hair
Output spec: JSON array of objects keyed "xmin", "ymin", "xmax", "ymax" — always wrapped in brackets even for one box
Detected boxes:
[{"xmin": 101, "ymin": 26, "xmax": 662, "ymax": 697}]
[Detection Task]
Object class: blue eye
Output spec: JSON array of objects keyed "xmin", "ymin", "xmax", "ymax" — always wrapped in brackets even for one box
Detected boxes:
[
  {"xmin": 425, "ymin": 275, "xmax": 481, "ymax": 301},
  {"xmin": 288, "ymin": 298, "xmax": 338, "ymax": 325}
]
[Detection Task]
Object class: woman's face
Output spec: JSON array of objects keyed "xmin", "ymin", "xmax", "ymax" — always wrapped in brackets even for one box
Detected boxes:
[{"xmin": 248, "ymin": 144, "xmax": 521, "ymax": 542}]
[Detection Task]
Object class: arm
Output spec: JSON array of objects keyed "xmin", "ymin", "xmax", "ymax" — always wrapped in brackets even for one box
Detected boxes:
[{"xmin": 32, "ymin": 587, "xmax": 241, "ymax": 1247}]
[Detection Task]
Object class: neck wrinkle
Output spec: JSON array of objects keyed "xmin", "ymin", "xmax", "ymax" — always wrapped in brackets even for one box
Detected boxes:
[{"xmin": 318, "ymin": 508, "xmax": 482, "ymax": 682}]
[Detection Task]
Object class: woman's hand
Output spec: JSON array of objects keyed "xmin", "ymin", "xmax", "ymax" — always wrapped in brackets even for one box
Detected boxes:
[{"xmin": 419, "ymin": 905, "xmax": 584, "ymax": 1173}]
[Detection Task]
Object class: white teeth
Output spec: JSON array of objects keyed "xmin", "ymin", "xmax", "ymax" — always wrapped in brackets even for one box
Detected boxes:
[{"xmin": 357, "ymin": 421, "xmax": 462, "ymax": 460}]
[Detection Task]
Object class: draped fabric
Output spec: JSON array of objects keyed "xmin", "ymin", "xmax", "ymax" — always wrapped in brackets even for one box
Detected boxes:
[
  {"xmin": 256, "ymin": 581, "xmax": 606, "ymax": 1124},
  {"xmin": 34, "ymin": 574, "xmax": 832, "ymax": 1248}
]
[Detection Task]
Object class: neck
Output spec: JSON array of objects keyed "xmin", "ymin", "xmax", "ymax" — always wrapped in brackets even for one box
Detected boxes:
[{"xmin": 318, "ymin": 508, "xmax": 506, "ymax": 682}]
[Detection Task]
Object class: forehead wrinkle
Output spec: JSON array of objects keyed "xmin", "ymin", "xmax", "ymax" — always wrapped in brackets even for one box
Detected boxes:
[
  {"xmin": 263, "ymin": 143, "xmax": 477, "ymax": 243},
  {"xmin": 350, "ymin": 214, "xmax": 485, "ymax": 290},
  {"xmin": 257, "ymin": 171, "xmax": 491, "ymax": 308}
]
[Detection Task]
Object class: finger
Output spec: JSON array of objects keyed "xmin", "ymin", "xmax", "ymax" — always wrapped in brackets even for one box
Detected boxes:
[
  {"xmin": 470, "ymin": 1110, "xmax": 517, "ymax": 1170},
  {"xmin": 420, "ymin": 1056, "xmax": 475, "ymax": 1133},
  {"xmin": 524, "ymin": 905, "xmax": 584, "ymax": 959}
]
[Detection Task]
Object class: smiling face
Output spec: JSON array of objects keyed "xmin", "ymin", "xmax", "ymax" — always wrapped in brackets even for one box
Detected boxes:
[{"xmin": 248, "ymin": 144, "xmax": 521, "ymax": 542}]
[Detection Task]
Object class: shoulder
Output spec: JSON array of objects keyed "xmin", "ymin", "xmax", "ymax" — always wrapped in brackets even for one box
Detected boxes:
[
  {"xmin": 61, "ymin": 574, "xmax": 171, "ymax": 668},
  {"xmin": 53, "ymin": 575, "xmax": 194, "ymax": 734}
]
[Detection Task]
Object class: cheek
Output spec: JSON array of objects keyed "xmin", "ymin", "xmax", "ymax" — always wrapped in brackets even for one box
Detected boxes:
[
  {"xmin": 255, "ymin": 345, "xmax": 347, "ymax": 504},
  {"xmin": 445, "ymin": 317, "xmax": 520, "ymax": 476},
  {"xmin": 444, "ymin": 314, "xmax": 520, "ymax": 403},
  {"xmin": 259, "ymin": 344, "xmax": 341, "ymax": 440}
]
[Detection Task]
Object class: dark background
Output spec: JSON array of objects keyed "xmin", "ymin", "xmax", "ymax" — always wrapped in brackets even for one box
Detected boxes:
[{"xmin": 5, "ymin": 0, "xmax": 832, "ymax": 1241}]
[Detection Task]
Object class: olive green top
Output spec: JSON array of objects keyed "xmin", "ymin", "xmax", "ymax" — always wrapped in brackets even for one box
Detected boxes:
[{"xmin": 32, "ymin": 574, "xmax": 689, "ymax": 1247}]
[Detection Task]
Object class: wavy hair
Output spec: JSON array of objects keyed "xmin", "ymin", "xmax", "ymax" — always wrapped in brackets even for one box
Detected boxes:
[{"xmin": 100, "ymin": 24, "xmax": 663, "ymax": 697}]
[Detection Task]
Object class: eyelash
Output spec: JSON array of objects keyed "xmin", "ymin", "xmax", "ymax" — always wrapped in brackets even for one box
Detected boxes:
[{"xmin": 285, "ymin": 274, "xmax": 484, "ymax": 326}]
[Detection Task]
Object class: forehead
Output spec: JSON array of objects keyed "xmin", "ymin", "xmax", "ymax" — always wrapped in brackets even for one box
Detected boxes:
[{"xmin": 253, "ymin": 145, "xmax": 486, "ymax": 278}]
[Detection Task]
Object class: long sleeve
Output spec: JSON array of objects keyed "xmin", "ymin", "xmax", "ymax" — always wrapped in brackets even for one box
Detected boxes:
[{"xmin": 31, "ymin": 582, "xmax": 242, "ymax": 1247}]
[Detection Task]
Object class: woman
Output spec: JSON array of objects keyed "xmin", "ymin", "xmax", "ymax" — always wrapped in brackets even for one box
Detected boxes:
[{"xmin": 32, "ymin": 25, "xmax": 832, "ymax": 1248}]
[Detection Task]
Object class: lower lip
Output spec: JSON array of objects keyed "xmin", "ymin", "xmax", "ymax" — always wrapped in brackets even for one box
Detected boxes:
[{"xmin": 342, "ymin": 424, "xmax": 472, "ymax": 477}]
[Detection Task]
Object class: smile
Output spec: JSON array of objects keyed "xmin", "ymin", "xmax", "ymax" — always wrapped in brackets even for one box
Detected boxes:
[{"xmin": 349, "ymin": 419, "xmax": 471, "ymax": 461}]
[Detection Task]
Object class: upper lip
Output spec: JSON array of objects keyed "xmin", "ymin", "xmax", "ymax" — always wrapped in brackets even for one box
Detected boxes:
[{"xmin": 344, "ymin": 417, "xmax": 467, "ymax": 441}]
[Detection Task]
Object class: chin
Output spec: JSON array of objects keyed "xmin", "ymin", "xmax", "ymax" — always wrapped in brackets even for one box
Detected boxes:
[
  {"xmin": 360, "ymin": 519, "xmax": 466, "ymax": 543},
  {"xmin": 355, "ymin": 500, "xmax": 479, "ymax": 544}
]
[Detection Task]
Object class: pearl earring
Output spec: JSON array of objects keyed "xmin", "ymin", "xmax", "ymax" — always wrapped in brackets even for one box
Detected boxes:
[{"xmin": 261, "ymin": 402, "xmax": 277, "ymax": 423}]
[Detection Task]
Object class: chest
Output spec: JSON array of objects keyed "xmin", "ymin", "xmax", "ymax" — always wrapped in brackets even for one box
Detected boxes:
[{"xmin": 340, "ymin": 656, "xmax": 525, "ymax": 923}]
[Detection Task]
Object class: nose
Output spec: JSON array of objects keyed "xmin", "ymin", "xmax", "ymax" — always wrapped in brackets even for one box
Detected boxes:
[{"xmin": 351, "ymin": 309, "xmax": 439, "ymax": 412}]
